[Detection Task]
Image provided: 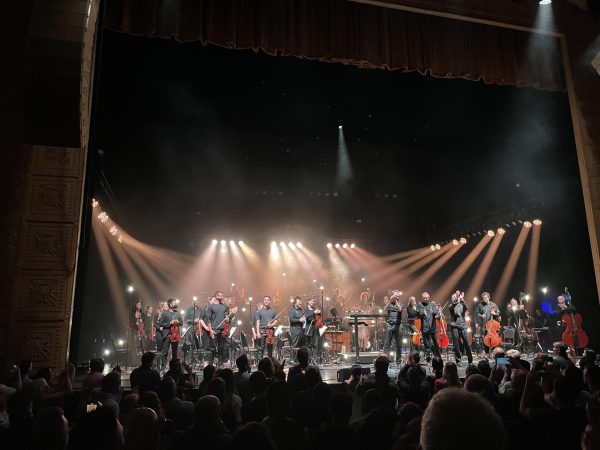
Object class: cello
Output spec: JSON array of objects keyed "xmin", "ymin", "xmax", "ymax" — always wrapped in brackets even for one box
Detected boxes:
[
  {"xmin": 561, "ymin": 290, "xmax": 588, "ymax": 349},
  {"xmin": 483, "ymin": 313, "xmax": 501, "ymax": 349}
]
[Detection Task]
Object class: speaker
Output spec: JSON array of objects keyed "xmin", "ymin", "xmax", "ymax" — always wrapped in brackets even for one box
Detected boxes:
[{"xmin": 336, "ymin": 366, "xmax": 370, "ymax": 382}]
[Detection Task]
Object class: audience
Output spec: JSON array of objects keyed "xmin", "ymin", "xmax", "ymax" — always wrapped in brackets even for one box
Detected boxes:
[{"xmin": 129, "ymin": 353, "xmax": 160, "ymax": 395}]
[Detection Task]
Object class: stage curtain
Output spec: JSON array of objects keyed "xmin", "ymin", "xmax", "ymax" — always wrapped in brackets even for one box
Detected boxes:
[{"xmin": 105, "ymin": 0, "xmax": 564, "ymax": 91}]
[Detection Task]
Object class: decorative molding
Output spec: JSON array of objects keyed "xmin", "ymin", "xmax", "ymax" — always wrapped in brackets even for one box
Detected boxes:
[
  {"xmin": 15, "ymin": 271, "xmax": 74, "ymax": 320},
  {"xmin": 20, "ymin": 222, "xmax": 77, "ymax": 270},
  {"xmin": 16, "ymin": 322, "xmax": 66, "ymax": 368},
  {"xmin": 25, "ymin": 176, "xmax": 81, "ymax": 223},
  {"xmin": 30, "ymin": 145, "xmax": 82, "ymax": 178}
]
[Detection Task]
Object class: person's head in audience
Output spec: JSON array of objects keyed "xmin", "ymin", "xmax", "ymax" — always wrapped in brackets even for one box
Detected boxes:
[
  {"xmin": 203, "ymin": 364, "xmax": 216, "ymax": 383},
  {"xmin": 362, "ymin": 388, "xmax": 383, "ymax": 415},
  {"xmin": 206, "ymin": 376, "xmax": 226, "ymax": 406},
  {"xmin": 35, "ymin": 367, "xmax": 52, "ymax": 382},
  {"xmin": 351, "ymin": 364, "xmax": 363, "ymax": 380},
  {"xmin": 250, "ymin": 370, "xmax": 268, "ymax": 397},
  {"xmin": 168, "ymin": 358, "xmax": 183, "ymax": 374},
  {"xmin": 304, "ymin": 366, "xmax": 322, "ymax": 388},
  {"xmin": 70, "ymin": 404, "xmax": 124, "ymax": 450},
  {"xmin": 266, "ymin": 381, "xmax": 292, "ymax": 417},
  {"xmin": 510, "ymin": 369, "xmax": 528, "ymax": 393},
  {"xmin": 420, "ymin": 388, "xmax": 506, "ymax": 450},
  {"xmin": 398, "ymin": 402, "xmax": 423, "ymax": 428},
  {"xmin": 19, "ymin": 359, "xmax": 33, "ymax": 379},
  {"xmin": 297, "ymin": 346, "xmax": 310, "ymax": 367},
  {"xmin": 463, "ymin": 374, "xmax": 494, "ymax": 403},
  {"xmin": 215, "ymin": 368, "xmax": 235, "ymax": 394},
  {"xmin": 258, "ymin": 357, "xmax": 274, "ymax": 378},
  {"xmin": 31, "ymin": 407, "xmax": 69, "ymax": 450},
  {"xmin": 584, "ymin": 363, "xmax": 600, "ymax": 393},
  {"xmin": 554, "ymin": 375, "xmax": 579, "ymax": 408},
  {"xmin": 125, "ymin": 407, "xmax": 159, "ymax": 450},
  {"xmin": 464, "ymin": 364, "xmax": 480, "ymax": 379},
  {"xmin": 141, "ymin": 352, "xmax": 156, "ymax": 369},
  {"xmin": 119, "ymin": 393, "xmax": 139, "ymax": 425},
  {"xmin": 194, "ymin": 395, "xmax": 223, "ymax": 427},
  {"xmin": 431, "ymin": 356, "xmax": 444, "ymax": 378},
  {"xmin": 553, "ymin": 341, "xmax": 568, "ymax": 358},
  {"xmin": 139, "ymin": 391, "xmax": 162, "ymax": 418},
  {"xmin": 580, "ymin": 349, "xmax": 597, "ymax": 369},
  {"xmin": 101, "ymin": 371, "xmax": 122, "ymax": 395},
  {"xmin": 563, "ymin": 364, "xmax": 584, "ymax": 393},
  {"xmin": 289, "ymin": 372, "xmax": 307, "ymax": 394},
  {"xmin": 408, "ymin": 352, "xmax": 421, "ymax": 366},
  {"xmin": 477, "ymin": 359, "xmax": 491, "ymax": 379},
  {"xmin": 236, "ymin": 354, "xmax": 250, "ymax": 373},
  {"xmin": 374, "ymin": 355, "xmax": 390, "ymax": 376},
  {"xmin": 329, "ymin": 392, "xmax": 353, "ymax": 427},
  {"xmin": 312, "ymin": 381, "xmax": 331, "ymax": 406},
  {"xmin": 443, "ymin": 361, "xmax": 460, "ymax": 386},
  {"xmin": 157, "ymin": 376, "xmax": 177, "ymax": 403},
  {"xmin": 230, "ymin": 422, "xmax": 276, "ymax": 450},
  {"xmin": 90, "ymin": 357, "xmax": 104, "ymax": 374},
  {"xmin": 407, "ymin": 366, "xmax": 424, "ymax": 387}
]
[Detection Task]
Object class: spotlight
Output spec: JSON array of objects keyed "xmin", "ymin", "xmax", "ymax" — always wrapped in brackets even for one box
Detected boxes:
[
  {"xmin": 473, "ymin": 297, "xmax": 479, "ymax": 302},
  {"xmin": 238, "ymin": 240, "xmax": 244, "ymax": 245},
  {"xmin": 452, "ymin": 239, "xmax": 459, "ymax": 246},
  {"xmin": 323, "ymin": 341, "xmax": 330, "ymax": 348},
  {"xmin": 487, "ymin": 230, "xmax": 495, "ymax": 237},
  {"xmin": 539, "ymin": 0, "xmax": 551, "ymax": 4},
  {"xmin": 399, "ymin": 291, "xmax": 403, "ymax": 295},
  {"xmin": 338, "ymin": 125, "xmax": 343, "ymax": 129},
  {"xmin": 110, "ymin": 226, "xmax": 118, "ymax": 235},
  {"xmin": 327, "ymin": 243, "xmax": 333, "ymax": 248},
  {"xmin": 271, "ymin": 241, "xmax": 276, "ymax": 246},
  {"xmin": 97, "ymin": 212, "xmax": 108, "ymax": 221},
  {"xmin": 192, "ymin": 296, "xmax": 198, "ymax": 301},
  {"xmin": 249, "ymin": 297, "xmax": 253, "ymax": 301},
  {"xmin": 117, "ymin": 235, "xmax": 123, "ymax": 244},
  {"xmin": 497, "ymin": 228, "xmax": 506, "ymax": 235},
  {"xmin": 296, "ymin": 242, "xmax": 302, "ymax": 248},
  {"xmin": 212, "ymin": 239, "xmax": 218, "ymax": 245},
  {"xmin": 430, "ymin": 245, "xmax": 436, "ymax": 251},
  {"xmin": 335, "ymin": 243, "xmax": 341, "ymax": 248},
  {"xmin": 279, "ymin": 241, "xmax": 285, "ymax": 246},
  {"xmin": 288, "ymin": 242, "xmax": 295, "ymax": 248},
  {"xmin": 92, "ymin": 198, "xmax": 98, "ymax": 208},
  {"xmin": 103, "ymin": 349, "xmax": 110, "ymax": 356},
  {"xmin": 242, "ymin": 307, "xmax": 246, "ymax": 312},
  {"xmin": 320, "ymin": 286, "xmax": 324, "ymax": 290},
  {"xmin": 350, "ymin": 243, "xmax": 355, "ymax": 248},
  {"xmin": 361, "ymin": 277, "xmax": 366, "ymax": 282},
  {"xmin": 237, "ymin": 320, "xmax": 242, "ymax": 326},
  {"xmin": 460, "ymin": 237, "xmax": 467, "ymax": 244},
  {"xmin": 402, "ymin": 338, "xmax": 408, "ymax": 344},
  {"xmin": 524, "ymin": 221, "xmax": 532, "ymax": 228},
  {"xmin": 343, "ymin": 243, "xmax": 348, "ymax": 248},
  {"xmin": 117, "ymin": 339, "xmax": 124, "ymax": 346},
  {"xmin": 524, "ymin": 294, "xmax": 530, "ymax": 301},
  {"xmin": 220, "ymin": 240, "xmax": 226, "ymax": 245},
  {"xmin": 378, "ymin": 308, "xmax": 383, "ymax": 314},
  {"xmin": 231, "ymin": 282, "xmax": 235, "ymax": 287},
  {"xmin": 541, "ymin": 287, "xmax": 548, "ymax": 294},
  {"xmin": 435, "ymin": 244, "xmax": 441, "ymax": 250},
  {"xmin": 282, "ymin": 272, "xmax": 286, "ymax": 277},
  {"xmin": 533, "ymin": 219, "xmax": 542, "ymax": 226},
  {"xmin": 127, "ymin": 285, "xmax": 134, "ymax": 293},
  {"xmin": 229, "ymin": 240, "xmax": 235, "ymax": 245}
]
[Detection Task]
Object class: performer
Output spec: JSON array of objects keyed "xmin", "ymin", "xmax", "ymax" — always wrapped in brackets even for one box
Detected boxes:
[
  {"xmin": 207, "ymin": 291, "xmax": 230, "ymax": 366},
  {"xmin": 143, "ymin": 305, "xmax": 156, "ymax": 351},
  {"xmin": 406, "ymin": 296, "xmax": 420, "ymax": 352},
  {"xmin": 475, "ymin": 292, "xmax": 501, "ymax": 356},
  {"xmin": 199, "ymin": 297, "xmax": 216, "ymax": 362},
  {"xmin": 506, "ymin": 297, "xmax": 526, "ymax": 346},
  {"xmin": 154, "ymin": 301, "xmax": 168, "ymax": 368},
  {"xmin": 183, "ymin": 297, "xmax": 203, "ymax": 364},
  {"xmin": 252, "ymin": 303, "xmax": 264, "ymax": 342},
  {"xmin": 157, "ymin": 299, "xmax": 183, "ymax": 365},
  {"xmin": 223, "ymin": 296, "xmax": 238, "ymax": 363},
  {"xmin": 304, "ymin": 297, "xmax": 321, "ymax": 359},
  {"xmin": 448, "ymin": 290, "xmax": 473, "ymax": 366},
  {"xmin": 288, "ymin": 296, "xmax": 305, "ymax": 362},
  {"xmin": 417, "ymin": 292, "xmax": 441, "ymax": 359},
  {"xmin": 255, "ymin": 295, "xmax": 278, "ymax": 359},
  {"xmin": 382, "ymin": 290, "xmax": 403, "ymax": 366}
]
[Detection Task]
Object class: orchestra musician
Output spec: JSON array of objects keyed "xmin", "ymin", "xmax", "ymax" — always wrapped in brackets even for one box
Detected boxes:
[
  {"xmin": 252, "ymin": 303, "xmax": 264, "ymax": 342},
  {"xmin": 417, "ymin": 292, "xmax": 441, "ymax": 359},
  {"xmin": 255, "ymin": 295, "xmax": 278, "ymax": 359},
  {"xmin": 383, "ymin": 290, "xmax": 403, "ymax": 366},
  {"xmin": 288, "ymin": 296, "xmax": 305, "ymax": 362},
  {"xmin": 475, "ymin": 292, "xmax": 501, "ymax": 357},
  {"xmin": 304, "ymin": 297, "xmax": 321, "ymax": 360},
  {"xmin": 207, "ymin": 291, "xmax": 230, "ymax": 366},
  {"xmin": 506, "ymin": 297, "xmax": 526, "ymax": 346},
  {"xmin": 157, "ymin": 298, "xmax": 183, "ymax": 365},
  {"xmin": 132, "ymin": 301, "xmax": 145, "ymax": 355},
  {"xmin": 406, "ymin": 296, "xmax": 419, "ymax": 352},
  {"xmin": 448, "ymin": 290, "xmax": 473, "ymax": 366},
  {"xmin": 143, "ymin": 305, "xmax": 155, "ymax": 351},
  {"xmin": 183, "ymin": 297, "xmax": 203, "ymax": 363}
]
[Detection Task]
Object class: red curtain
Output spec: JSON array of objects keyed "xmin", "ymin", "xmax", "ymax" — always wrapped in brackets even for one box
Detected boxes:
[{"xmin": 105, "ymin": 0, "xmax": 564, "ymax": 91}]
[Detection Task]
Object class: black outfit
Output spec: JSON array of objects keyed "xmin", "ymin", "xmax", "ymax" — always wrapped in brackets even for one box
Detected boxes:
[
  {"xmin": 382, "ymin": 301, "xmax": 403, "ymax": 363},
  {"xmin": 406, "ymin": 305, "xmax": 420, "ymax": 351},
  {"xmin": 207, "ymin": 302, "xmax": 230, "ymax": 365},
  {"xmin": 448, "ymin": 300, "xmax": 473, "ymax": 364},
  {"xmin": 183, "ymin": 306, "xmax": 203, "ymax": 362},
  {"xmin": 303, "ymin": 307, "xmax": 319, "ymax": 358},
  {"xmin": 416, "ymin": 301, "xmax": 440, "ymax": 357},
  {"xmin": 475, "ymin": 300, "xmax": 500, "ymax": 353},
  {"xmin": 157, "ymin": 309, "xmax": 184, "ymax": 363},
  {"xmin": 256, "ymin": 306, "xmax": 277, "ymax": 358},
  {"xmin": 288, "ymin": 307, "xmax": 305, "ymax": 360}
]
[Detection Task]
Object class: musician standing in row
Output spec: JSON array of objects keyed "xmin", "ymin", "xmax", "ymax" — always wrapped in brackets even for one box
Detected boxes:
[
  {"xmin": 449, "ymin": 290, "xmax": 472, "ymax": 366},
  {"xmin": 506, "ymin": 297, "xmax": 526, "ymax": 347},
  {"xmin": 207, "ymin": 291, "xmax": 230, "ymax": 366},
  {"xmin": 476, "ymin": 292, "xmax": 500, "ymax": 356},
  {"xmin": 157, "ymin": 298, "xmax": 183, "ymax": 365},
  {"xmin": 417, "ymin": 292, "xmax": 441, "ymax": 358},
  {"xmin": 304, "ymin": 297, "xmax": 321, "ymax": 359},
  {"xmin": 256, "ymin": 296, "xmax": 278, "ymax": 359},
  {"xmin": 383, "ymin": 290, "xmax": 403, "ymax": 366},
  {"xmin": 183, "ymin": 297, "xmax": 203, "ymax": 364},
  {"xmin": 288, "ymin": 297, "xmax": 305, "ymax": 362},
  {"xmin": 406, "ymin": 296, "xmax": 419, "ymax": 352}
]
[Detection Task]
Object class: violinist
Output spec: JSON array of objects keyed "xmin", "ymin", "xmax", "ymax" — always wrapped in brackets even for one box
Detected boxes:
[
  {"xmin": 417, "ymin": 292, "xmax": 441, "ymax": 359},
  {"xmin": 207, "ymin": 290, "xmax": 230, "ymax": 366},
  {"xmin": 133, "ymin": 301, "xmax": 145, "ymax": 355},
  {"xmin": 183, "ymin": 297, "xmax": 203, "ymax": 363},
  {"xmin": 304, "ymin": 297, "xmax": 321, "ymax": 358},
  {"xmin": 475, "ymin": 292, "xmax": 500, "ymax": 356},
  {"xmin": 448, "ymin": 291, "xmax": 473, "ymax": 366},
  {"xmin": 157, "ymin": 298, "xmax": 183, "ymax": 364},
  {"xmin": 288, "ymin": 296, "xmax": 305, "ymax": 361},
  {"xmin": 256, "ymin": 295, "xmax": 278, "ymax": 359},
  {"xmin": 383, "ymin": 290, "xmax": 403, "ymax": 366},
  {"xmin": 143, "ymin": 305, "xmax": 155, "ymax": 351}
]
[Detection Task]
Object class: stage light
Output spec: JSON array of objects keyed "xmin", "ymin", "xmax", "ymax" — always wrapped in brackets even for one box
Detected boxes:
[
  {"xmin": 335, "ymin": 243, "xmax": 341, "ymax": 248},
  {"xmin": 512, "ymin": 305, "xmax": 517, "ymax": 312},
  {"xmin": 242, "ymin": 307, "xmax": 246, "ymax": 312},
  {"xmin": 452, "ymin": 239, "xmax": 459, "ymax": 246},
  {"xmin": 541, "ymin": 287, "xmax": 548, "ymax": 294},
  {"xmin": 127, "ymin": 285, "xmax": 134, "ymax": 293},
  {"xmin": 97, "ymin": 212, "xmax": 107, "ymax": 221},
  {"xmin": 390, "ymin": 351, "xmax": 395, "ymax": 356},
  {"xmin": 110, "ymin": 226, "xmax": 118, "ymax": 235},
  {"xmin": 539, "ymin": 0, "xmax": 551, "ymax": 4},
  {"xmin": 231, "ymin": 282, "xmax": 235, "ymax": 287},
  {"xmin": 192, "ymin": 296, "xmax": 198, "ymax": 301},
  {"xmin": 473, "ymin": 297, "xmax": 478, "ymax": 302},
  {"xmin": 320, "ymin": 286, "xmax": 324, "ymax": 290},
  {"xmin": 117, "ymin": 339, "xmax": 124, "ymax": 346},
  {"xmin": 487, "ymin": 230, "xmax": 495, "ymax": 237},
  {"xmin": 229, "ymin": 240, "xmax": 235, "ymax": 245},
  {"xmin": 92, "ymin": 198, "xmax": 98, "ymax": 207},
  {"xmin": 220, "ymin": 240, "xmax": 226, "ymax": 246},
  {"xmin": 399, "ymin": 291, "xmax": 403, "ymax": 295},
  {"xmin": 361, "ymin": 277, "xmax": 366, "ymax": 282},
  {"xmin": 525, "ymin": 294, "xmax": 530, "ymax": 301},
  {"xmin": 212, "ymin": 239, "xmax": 218, "ymax": 245},
  {"xmin": 117, "ymin": 235, "xmax": 123, "ymax": 244},
  {"xmin": 524, "ymin": 221, "xmax": 532, "ymax": 228},
  {"xmin": 430, "ymin": 245, "xmax": 436, "ymax": 251},
  {"xmin": 271, "ymin": 241, "xmax": 276, "ymax": 246},
  {"xmin": 460, "ymin": 237, "xmax": 467, "ymax": 244},
  {"xmin": 238, "ymin": 240, "xmax": 244, "ymax": 245},
  {"xmin": 279, "ymin": 241, "xmax": 285, "ymax": 246},
  {"xmin": 497, "ymin": 228, "xmax": 506, "ymax": 235},
  {"xmin": 103, "ymin": 349, "xmax": 110, "ymax": 356},
  {"xmin": 327, "ymin": 243, "xmax": 333, "ymax": 248},
  {"xmin": 435, "ymin": 244, "xmax": 441, "ymax": 250},
  {"xmin": 283, "ymin": 272, "xmax": 287, "ymax": 277},
  {"xmin": 249, "ymin": 297, "xmax": 253, "ymax": 301},
  {"xmin": 338, "ymin": 125, "xmax": 343, "ymax": 129},
  {"xmin": 343, "ymin": 243, "xmax": 348, "ymax": 248},
  {"xmin": 379, "ymin": 308, "xmax": 383, "ymax": 313},
  {"xmin": 296, "ymin": 242, "xmax": 302, "ymax": 248},
  {"xmin": 350, "ymin": 243, "xmax": 355, "ymax": 248},
  {"xmin": 237, "ymin": 320, "xmax": 242, "ymax": 326},
  {"xmin": 533, "ymin": 219, "xmax": 542, "ymax": 226}
]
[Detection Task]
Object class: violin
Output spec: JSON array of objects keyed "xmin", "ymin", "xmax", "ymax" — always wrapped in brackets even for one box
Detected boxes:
[
  {"xmin": 265, "ymin": 326, "xmax": 276, "ymax": 345},
  {"xmin": 315, "ymin": 311, "xmax": 324, "ymax": 328},
  {"xmin": 135, "ymin": 311, "xmax": 146, "ymax": 337},
  {"xmin": 169, "ymin": 319, "xmax": 181, "ymax": 343},
  {"xmin": 221, "ymin": 307, "xmax": 239, "ymax": 338}
]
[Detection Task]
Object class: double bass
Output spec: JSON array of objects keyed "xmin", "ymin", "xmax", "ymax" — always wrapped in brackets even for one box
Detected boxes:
[
  {"xmin": 483, "ymin": 312, "xmax": 502, "ymax": 349},
  {"xmin": 436, "ymin": 303, "xmax": 449, "ymax": 349},
  {"xmin": 412, "ymin": 318, "xmax": 422, "ymax": 346},
  {"xmin": 561, "ymin": 290, "xmax": 588, "ymax": 349}
]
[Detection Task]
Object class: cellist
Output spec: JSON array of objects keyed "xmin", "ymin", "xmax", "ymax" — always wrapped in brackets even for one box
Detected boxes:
[
  {"xmin": 448, "ymin": 290, "xmax": 473, "ymax": 366},
  {"xmin": 475, "ymin": 292, "xmax": 501, "ymax": 357},
  {"xmin": 406, "ymin": 296, "xmax": 420, "ymax": 352}
]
